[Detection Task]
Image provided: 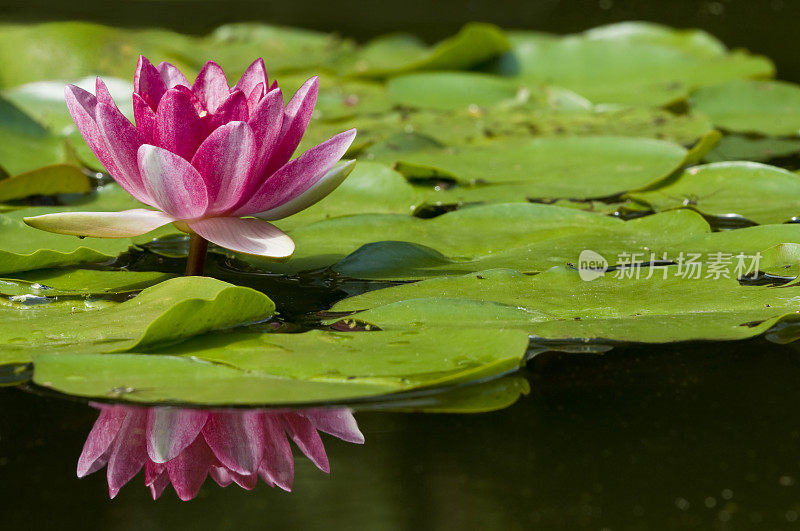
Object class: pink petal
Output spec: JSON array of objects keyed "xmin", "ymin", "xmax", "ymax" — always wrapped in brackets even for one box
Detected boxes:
[
  {"xmin": 208, "ymin": 89, "xmax": 249, "ymax": 130},
  {"xmin": 258, "ymin": 415, "xmax": 294, "ymax": 491},
  {"xmin": 106, "ymin": 407, "xmax": 148, "ymax": 499},
  {"xmin": 265, "ymin": 76, "xmax": 319, "ymax": 174},
  {"xmin": 234, "ymin": 129, "xmax": 356, "ymax": 217},
  {"xmin": 192, "ymin": 61, "xmax": 230, "ymax": 113},
  {"xmin": 134, "ymin": 56, "xmax": 167, "ymax": 110},
  {"xmin": 96, "ymin": 102, "xmax": 152, "ymax": 205},
  {"xmin": 191, "ymin": 121, "xmax": 256, "ymax": 215},
  {"xmin": 95, "ymin": 77, "xmax": 114, "ymax": 106},
  {"xmin": 64, "ymin": 84, "xmax": 121, "ymax": 176},
  {"xmin": 209, "ymin": 466, "xmax": 234, "ymax": 487},
  {"xmin": 146, "ymin": 408, "xmax": 210, "ymax": 464},
  {"xmin": 246, "ymin": 82, "xmax": 265, "ymax": 113},
  {"xmin": 132, "ymin": 93, "xmax": 156, "ymax": 144},
  {"xmin": 234, "ymin": 59, "xmax": 268, "ymax": 103},
  {"xmin": 302, "ymin": 408, "xmax": 365, "ymax": 444},
  {"xmin": 145, "ymin": 461, "xmax": 170, "ymax": 500},
  {"xmin": 157, "ymin": 61, "xmax": 190, "ymax": 89},
  {"xmin": 202, "ymin": 411, "xmax": 265, "ymax": 475},
  {"xmin": 166, "ymin": 436, "xmax": 215, "ymax": 501},
  {"xmin": 245, "ymin": 87, "xmax": 284, "ymax": 180},
  {"xmin": 137, "ymin": 144, "xmax": 209, "ymax": 219},
  {"xmin": 283, "ymin": 413, "xmax": 330, "ymax": 473},
  {"xmin": 252, "ymin": 159, "xmax": 355, "ymax": 221},
  {"xmin": 229, "ymin": 471, "xmax": 258, "ymax": 490},
  {"xmin": 77, "ymin": 406, "xmax": 127, "ymax": 478},
  {"xmin": 23, "ymin": 209, "xmax": 175, "ymax": 238},
  {"xmin": 188, "ymin": 217, "xmax": 294, "ymax": 257},
  {"xmin": 155, "ymin": 86, "xmax": 209, "ymax": 161}
]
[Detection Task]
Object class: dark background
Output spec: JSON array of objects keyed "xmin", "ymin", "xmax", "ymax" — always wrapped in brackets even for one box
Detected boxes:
[{"xmin": 1, "ymin": 0, "xmax": 799, "ymax": 80}]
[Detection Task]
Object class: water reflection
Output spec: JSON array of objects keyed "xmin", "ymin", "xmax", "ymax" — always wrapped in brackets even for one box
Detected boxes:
[{"xmin": 77, "ymin": 404, "xmax": 364, "ymax": 500}]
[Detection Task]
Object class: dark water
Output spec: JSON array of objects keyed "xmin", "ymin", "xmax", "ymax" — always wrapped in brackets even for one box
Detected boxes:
[
  {"xmin": 4, "ymin": 1, "xmax": 800, "ymax": 529},
  {"xmin": 4, "ymin": 338, "xmax": 800, "ymax": 529}
]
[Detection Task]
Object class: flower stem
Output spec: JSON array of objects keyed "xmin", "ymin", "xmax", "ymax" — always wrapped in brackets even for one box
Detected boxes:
[{"xmin": 185, "ymin": 233, "xmax": 209, "ymax": 276}]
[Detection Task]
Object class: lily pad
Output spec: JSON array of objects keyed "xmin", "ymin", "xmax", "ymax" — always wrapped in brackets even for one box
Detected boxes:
[
  {"xmin": 503, "ymin": 31, "xmax": 773, "ymax": 106},
  {"xmin": 30, "ymin": 328, "xmax": 530, "ymax": 405},
  {"xmin": 689, "ymin": 80, "xmax": 800, "ymax": 136},
  {"xmin": 377, "ymin": 136, "xmax": 689, "ymax": 199},
  {"xmin": 0, "ymin": 269, "xmax": 175, "ymax": 297},
  {"xmin": 0, "ymin": 276, "xmax": 274, "ymax": 365},
  {"xmin": 705, "ymin": 134, "xmax": 800, "ymax": 163},
  {"xmin": 331, "ymin": 267, "xmax": 800, "ymax": 343},
  {"xmin": 252, "ymin": 202, "xmax": 626, "ymax": 274},
  {"xmin": 387, "ymin": 72, "xmax": 526, "ymax": 111},
  {"xmin": 349, "ymin": 23, "xmax": 510, "ymax": 78},
  {"xmin": 628, "ymin": 161, "xmax": 800, "ymax": 224},
  {"xmin": 0, "ymin": 164, "xmax": 89, "ymax": 202}
]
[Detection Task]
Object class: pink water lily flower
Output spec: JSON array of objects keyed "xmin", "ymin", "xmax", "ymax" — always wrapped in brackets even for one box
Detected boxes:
[
  {"xmin": 78, "ymin": 404, "xmax": 365, "ymax": 500},
  {"xmin": 23, "ymin": 57, "xmax": 356, "ymax": 258}
]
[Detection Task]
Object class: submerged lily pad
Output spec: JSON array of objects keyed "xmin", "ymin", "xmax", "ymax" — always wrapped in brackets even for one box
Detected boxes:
[
  {"xmin": 628, "ymin": 161, "xmax": 800, "ymax": 224},
  {"xmin": 331, "ymin": 267, "xmax": 800, "ymax": 343},
  {"xmin": 690, "ymin": 80, "xmax": 800, "ymax": 136},
  {"xmin": 30, "ymin": 328, "xmax": 530, "ymax": 405}
]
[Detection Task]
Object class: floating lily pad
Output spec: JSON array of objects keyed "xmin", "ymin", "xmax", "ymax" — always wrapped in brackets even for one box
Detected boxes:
[
  {"xmin": 628, "ymin": 162, "xmax": 800, "ymax": 224},
  {"xmin": 330, "ymin": 209, "xmax": 711, "ymax": 280},
  {"xmin": 690, "ymin": 80, "xmax": 800, "ymax": 136},
  {"xmin": 348, "ymin": 23, "xmax": 510, "ymax": 78},
  {"xmin": 0, "ymin": 164, "xmax": 89, "ymax": 203},
  {"xmin": 583, "ymin": 22, "xmax": 728, "ymax": 57},
  {"xmin": 387, "ymin": 72, "xmax": 525, "ymax": 111},
  {"xmin": 331, "ymin": 267, "xmax": 800, "ymax": 343},
  {"xmin": 30, "ymin": 328, "xmax": 530, "ymax": 405},
  {"xmin": 704, "ymin": 134, "xmax": 800, "ymax": 163},
  {"xmin": 374, "ymin": 136, "xmax": 689, "ymax": 199},
  {"xmin": 503, "ymin": 31, "xmax": 773, "ymax": 106},
  {"xmin": 0, "ymin": 269, "xmax": 175, "ymax": 297},
  {"xmin": 251, "ymin": 202, "xmax": 626, "ymax": 274},
  {"xmin": 0, "ymin": 276, "xmax": 274, "ymax": 365}
]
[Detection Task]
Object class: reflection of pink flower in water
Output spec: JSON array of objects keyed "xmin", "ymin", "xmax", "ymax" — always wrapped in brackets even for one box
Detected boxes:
[{"xmin": 78, "ymin": 404, "xmax": 364, "ymax": 500}]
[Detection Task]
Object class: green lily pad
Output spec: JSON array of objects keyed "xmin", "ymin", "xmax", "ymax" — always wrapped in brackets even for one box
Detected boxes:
[
  {"xmin": 0, "ymin": 276, "xmax": 274, "ymax": 365},
  {"xmin": 503, "ymin": 31, "xmax": 773, "ymax": 106},
  {"xmin": 0, "ymin": 96, "xmax": 65, "ymax": 175},
  {"xmin": 30, "ymin": 328, "xmax": 530, "ymax": 405},
  {"xmin": 387, "ymin": 72, "xmax": 526, "ymax": 111},
  {"xmin": 349, "ymin": 23, "xmax": 510, "ymax": 78},
  {"xmin": 331, "ymin": 267, "xmax": 800, "ymax": 343},
  {"xmin": 689, "ymin": 80, "xmax": 800, "ymax": 136},
  {"xmin": 0, "ymin": 164, "xmax": 89, "ymax": 203},
  {"xmin": 252, "ymin": 202, "xmax": 626, "ymax": 274},
  {"xmin": 628, "ymin": 161, "xmax": 800, "ymax": 224},
  {"xmin": 376, "ymin": 136, "xmax": 689, "ymax": 199},
  {"xmin": 0, "ymin": 269, "xmax": 175, "ymax": 297},
  {"xmin": 330, "ymin": 209, "xmax": 711, "ymax": 280},
  {"xmin": 583, "ymin": 22, "xmax": 728, "ymax": 57},
  {"xmin": 705, "ymin": 134, "xmax": 800, "ymax": 163}
]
